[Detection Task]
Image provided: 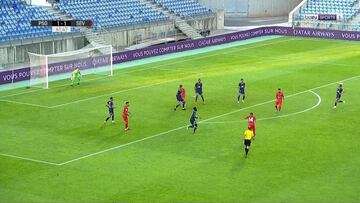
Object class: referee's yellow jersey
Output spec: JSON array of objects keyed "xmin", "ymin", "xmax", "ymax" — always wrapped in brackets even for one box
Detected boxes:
[{"xmin": 244, "ymin": 129, "xmax": 254, "ymax": 140}]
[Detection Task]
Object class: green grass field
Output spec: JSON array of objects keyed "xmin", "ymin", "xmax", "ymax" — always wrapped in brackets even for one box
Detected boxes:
[{"xmin": 1, "ymin": 37, "xmax": 360, "ymax": 202}]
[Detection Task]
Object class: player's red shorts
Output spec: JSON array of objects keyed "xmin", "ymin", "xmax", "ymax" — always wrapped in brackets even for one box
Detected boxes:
[
  {"xmin": 249, "ymin": 123, "xmax": 256, "ymax": 135},
  {"xmin": 122, "ymin": 115, "xmax": 128, "ymax": 122},
  {"xmin": 276, "ymin": 100, "xmax": 283, "ymax": 106}
]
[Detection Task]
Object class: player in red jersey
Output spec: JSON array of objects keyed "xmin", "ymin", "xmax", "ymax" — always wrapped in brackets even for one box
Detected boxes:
[
  {"xmin": 180, "ymin": 85, "xmax": 186, "ymax": 110},
  {"xmin": 275, "ymin": 88, "xmax": 285, "ymax": 112},
  {"xmin": 244, "ymin": 112, "xmax": 256, "ymax": 136},
  {"xmin": 122, "ymin": 101, "xmax": 130, "ymax": 131}
]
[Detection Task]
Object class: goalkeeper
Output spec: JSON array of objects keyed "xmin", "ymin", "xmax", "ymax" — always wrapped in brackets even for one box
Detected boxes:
[{"xmin": 71, "ymin": 68, "xmax": 82, "ymax": 86}]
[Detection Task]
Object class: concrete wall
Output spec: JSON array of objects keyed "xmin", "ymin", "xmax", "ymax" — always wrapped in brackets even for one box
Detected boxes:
[
  {"xmin": 197, "ymin": 0, "xmax": 225, "ymax": 11},
  {"xmin": 98, "ymin": 22, "xmax": 176, "ymax": 51},
  {"xmin": 98, "ymin": 16, "xmax": 218, "ymax": 51},
  {"xmin": 197, "ymin": 0, "xmax": 302, "ymax": 17},
  {"xmin": 0, "ymin": 36, "xmax": 85, "ymax": 69},
  {"xmin": 216, "ymin": 10, "xmax": 225, "ymax": 29},
  {"xmin": 187, "ymin": 16, "xmax": 218, "ymax": 31},
  {"xmin": 248, "ymin": 0, "xmax": 303, "ymax": 17}
]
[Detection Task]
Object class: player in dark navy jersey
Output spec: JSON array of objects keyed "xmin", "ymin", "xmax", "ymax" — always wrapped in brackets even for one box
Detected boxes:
[
  {"xmin": 194, "ymin": 78, "xmax": 205, "ymax": 104},
  {"xmin": 333, "ymin": 83, "xmax": 345, "ymax": 108},
  {"xmin": 238, "ymin": 78, "xmax": 246, "ymax": 103},
  {"xmin": 187, "ymin": 107, "xmax": 198, "ymax": 133},
  {"xmin": 174, "ymin": 85, "xmax": 185, "ymax": 111},
  {"xmin": 104, "ymin": 97, "xmax": 115, "ymax": 124}
]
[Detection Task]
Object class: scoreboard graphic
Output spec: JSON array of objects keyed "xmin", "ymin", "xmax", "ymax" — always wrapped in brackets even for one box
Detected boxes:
[
  {"xmin": 31, "ymin": 20, "xmax": 92, "ymax": 32},
  {"xmin": 31, "ymin": 20, "xmax": 93, "ymax": 27}
]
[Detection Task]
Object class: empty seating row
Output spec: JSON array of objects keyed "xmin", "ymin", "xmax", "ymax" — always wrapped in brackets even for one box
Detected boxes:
[
  {"xmin": 153, "ymin": 0, "xmax": 212, "ymax": 18},
  {"xmin": 299, "ymin": 0, "xmax": 360, "ymax": 21},
  {"xmin": 55, "ymin": 0, "xmax": 169, "ymax": 29},
  {"xmin": 0, "ymin": 0, "xmax": 72, "ymax": 42}
]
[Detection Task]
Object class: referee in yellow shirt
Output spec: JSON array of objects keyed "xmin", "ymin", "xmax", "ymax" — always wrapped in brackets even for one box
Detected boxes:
[{"xmin": 244, "ymin": 126, "xmax": 254, "ymax": 158}]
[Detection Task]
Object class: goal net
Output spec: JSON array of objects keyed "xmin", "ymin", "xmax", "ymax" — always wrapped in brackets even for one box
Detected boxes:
[{"xmin": 28, "ymin": 44, "xmax": 113, "ymax": 89}]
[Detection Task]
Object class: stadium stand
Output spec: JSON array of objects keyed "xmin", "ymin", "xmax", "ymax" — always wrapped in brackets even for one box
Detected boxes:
[
  {"xmin": 0, "ymin": 0, "xmax": 67, "ymax": 42},
  {"xmin": 55, "ymin": 0, "xmax": 169, "ymax": 29},
  {"xmin": 300, "ymin": 0, "xmax": 360, "ymax": 21},
  {"xmin": 355, "ymin": 23, "xmax": 360, "ymax": 30},
  {"xmin": 153, "ymin": 0, "xmax": 212, "ymax": 18}
]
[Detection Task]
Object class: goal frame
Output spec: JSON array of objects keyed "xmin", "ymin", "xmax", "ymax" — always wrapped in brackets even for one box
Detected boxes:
[{"xmin": 28, "ymin": 44, "xmax": 113, "ymax": 89}]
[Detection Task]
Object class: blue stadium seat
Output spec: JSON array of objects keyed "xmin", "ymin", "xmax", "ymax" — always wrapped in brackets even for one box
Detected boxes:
[
  {"xmin": 299, "ymin": 0, "xmax": 360, "ymax": 22},
  {"xmin": 55, "ymin": 0, "xmax": 169, "ymax": 29},
  {"xmin": 0, "ymin": 0, "xmax": 78, "ymax": 42}
]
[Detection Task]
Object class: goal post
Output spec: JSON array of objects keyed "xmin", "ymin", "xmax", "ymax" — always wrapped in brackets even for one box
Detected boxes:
[
  {"xmin": 28, "ymin": 44, "xmax": 113, "ymax": 89},
  {"xmin": 28, "ymin": 53, "xmax": 49, "ymax": 89}
]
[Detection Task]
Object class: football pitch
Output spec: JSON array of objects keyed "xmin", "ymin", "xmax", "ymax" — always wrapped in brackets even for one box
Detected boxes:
[{"xmin": 1, "ymin": 36, "xmax": 360, "ymax": 202}]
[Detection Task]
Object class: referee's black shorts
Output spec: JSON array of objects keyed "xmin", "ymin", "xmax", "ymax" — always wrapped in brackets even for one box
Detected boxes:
[{"xmin": 244, "ymin": 139, "xmax": 251, "ymax": 147}]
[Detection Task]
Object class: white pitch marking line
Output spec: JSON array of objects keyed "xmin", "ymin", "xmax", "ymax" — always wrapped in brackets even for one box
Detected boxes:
[
  {"xmin": 48, "ymin": 56, "xmax": 281, "ymax": 109},
  {"xmin": 3, "ymin": 37, "xmax": 354, "ymax": 108},
  {"xmin": 49, "ymin": 53, "xmax": 287, "ymax": 109},
  {"xmin": 0, "ymin": 75, "xmax": 110, "ymax": 99},
  {"xmin": 0, "ymin": 37, "xmax": 354, "ymax": 100},
  {"xmin": 0, "ymin": 99, "xmax": 51, "ymax": 108},
  {"xmin": 58, "ymin": 125, "xmax": 186, "ymax": 166},
  {"xmin": 203, "ymin": 90, "xmax": 322, "ymax": 124},
  {"xmin": 1, "ymin": 75, "xmax": 357, "ymax": 166},
  {"xmin": 0, "ymin": 38, "xmax": 293, "ymax": 100},
  {"xmin": 48, "ymin": 74, "xmax": 198, "ymax": 108},
  {"xmin": 0, "ymin": 153, "xmax": 60, "ymax": 166},
  {"xmin": 57, "ymin": 75, "xmax": 358, "ymax": 166}
]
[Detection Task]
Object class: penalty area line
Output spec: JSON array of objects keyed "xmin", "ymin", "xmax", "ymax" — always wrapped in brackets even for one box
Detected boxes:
[
  {"xmin": 1, "ymin": 75, "xmax": 358, "ymax": 166},
  {"xmin": 57, "ymin": 76, "xmax": 356, "ymax": 166},
  {"xmin": 203, "ymin": 90, "xmax": 322, "ymax": 124},
  {"xmin": 48, "ymin": 74, "xmax": 200, "ymax": 109},
  {"xmin": 0, "ymin": 99, "xmax": 51, "ymax": 109},
  {"xmin": 0, "ymin": 75, "xmax": 110, "ymax": 99},
  {"xmin": 0, "ymin": 152, "xmax": 60, "ymax": 166}
]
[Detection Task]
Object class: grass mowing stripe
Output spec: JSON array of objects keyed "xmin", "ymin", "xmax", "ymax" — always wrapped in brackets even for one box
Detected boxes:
[
  {"xmin": 227, "ymin": 53, "xmax": 360, "ymax": 68},
  {"xmin": 0, "ymin": 38, "xmax": 294, "ymax": 100},
  {"xmin": 1, "ymin": 37, "xmax": 351, "ymax": 103},
  {"xmin": 0, "ymin": 75, "xmax": 357, "ymax": 166},
  {"xmin": 56, "ymin": 76, "xmax": 356, "ymax": 166},
  {"xmin": 118, "ymin": 38, "xmax": 297, "ymax": 75},
  {"xmin": 48, "ymin": 74, "xmax": 201, "ymax": 108}
]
